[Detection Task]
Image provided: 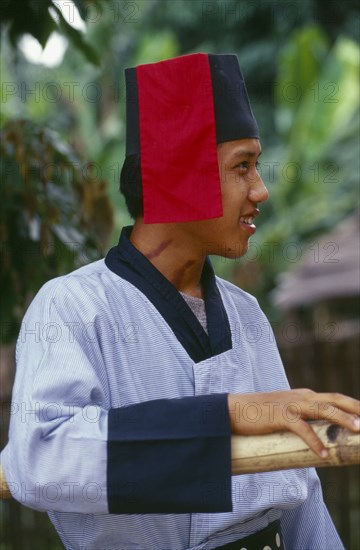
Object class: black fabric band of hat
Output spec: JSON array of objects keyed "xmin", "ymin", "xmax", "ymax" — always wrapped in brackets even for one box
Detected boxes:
[
  {"xmin": 208, "ymin": 53, "xmax": 259, "ymax": 143},
  {"xmin": 125, "ymin": 67, "xmax": 140, "ymax": 156}
]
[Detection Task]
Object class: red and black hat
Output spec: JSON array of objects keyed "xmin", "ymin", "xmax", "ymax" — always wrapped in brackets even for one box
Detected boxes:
[{"xmin": 125, "ymin": 53, "xmax": 258, "ymax": 223}]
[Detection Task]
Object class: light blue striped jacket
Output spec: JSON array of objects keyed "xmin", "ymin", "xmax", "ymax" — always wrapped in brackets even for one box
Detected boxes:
[{"xmin": 1, "ymin": 230, "xmax": 344, "ymax": 550}]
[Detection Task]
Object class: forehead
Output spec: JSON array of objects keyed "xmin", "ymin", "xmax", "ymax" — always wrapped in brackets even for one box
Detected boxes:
[{"xmin": 217, "ymin": 138, "xmax": 262, "ymax": 163}]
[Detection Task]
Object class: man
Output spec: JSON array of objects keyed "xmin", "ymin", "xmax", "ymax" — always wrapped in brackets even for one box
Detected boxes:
[{"xmin": 2, "ymin": 53, "xmax": 359, "ymax": 550}]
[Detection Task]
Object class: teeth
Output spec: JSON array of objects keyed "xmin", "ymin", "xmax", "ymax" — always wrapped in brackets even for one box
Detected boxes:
[{"xmin": 240, "ymin": 216, "xmax": 254, "ymax": 225}]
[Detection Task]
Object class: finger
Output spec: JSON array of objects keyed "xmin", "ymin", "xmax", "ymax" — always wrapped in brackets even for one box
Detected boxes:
[
  {"xmin": 305, "ymin": 392, "xmax": 360, "ymax": 416},
  {"xmin": 300, "ymin": 401, "xmax": 360, "ymax": 432},
  {"xmin": 289, "ymin": 419, "xmax": 328, "ymax": 458},
  {"xmin": 317, "ymin": 406, "xmax": 360, "ymax": 432}
]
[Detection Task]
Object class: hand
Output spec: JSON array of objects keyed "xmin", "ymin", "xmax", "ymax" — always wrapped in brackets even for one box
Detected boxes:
[{"xmin": 227, "ymin": 388, "xmax": 360, "ymax": 458}]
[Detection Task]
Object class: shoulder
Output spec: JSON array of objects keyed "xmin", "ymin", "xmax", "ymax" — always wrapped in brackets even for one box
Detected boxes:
[
  {"xmin": 23, "ymin": 259, "xmax": 121, "ymax": 321},
  {"xmin": 214, "ymin": 275, "xmax": 270, "ymax": 328},
  {"xmin": 215, "ymin": 275, "xmax": 260, "ymax": 309}
]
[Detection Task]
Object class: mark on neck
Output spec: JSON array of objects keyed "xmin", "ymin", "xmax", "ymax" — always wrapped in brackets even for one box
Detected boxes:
[{"xmin": 145, "ymin": 239, "xmax": 172, "ymax": 260}]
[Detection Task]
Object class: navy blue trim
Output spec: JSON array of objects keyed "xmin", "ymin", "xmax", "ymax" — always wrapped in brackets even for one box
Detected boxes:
[
  {"xmin": 105, "ymin": 226, "xmax": 232, "ymax": 363},
  {"xmin": 107, "ymin": 394, "xmax": 232, "ymax": 513}
]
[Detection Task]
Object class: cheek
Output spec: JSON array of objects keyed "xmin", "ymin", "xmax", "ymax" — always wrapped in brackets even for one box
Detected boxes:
[{"xmin": 221, "ymin": 183, "xmax": 246, "ymax": 217}]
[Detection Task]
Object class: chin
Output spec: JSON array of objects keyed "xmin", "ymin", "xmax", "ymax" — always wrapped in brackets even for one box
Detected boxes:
[{"xmin": 217, "ymin": 241, "xmax": 249, "ymax": 259}]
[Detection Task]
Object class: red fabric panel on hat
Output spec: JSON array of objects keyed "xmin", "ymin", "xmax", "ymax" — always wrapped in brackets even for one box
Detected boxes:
[{"xmin": 136, "ymin": 53, "xmax": 222, "ymax": 223}]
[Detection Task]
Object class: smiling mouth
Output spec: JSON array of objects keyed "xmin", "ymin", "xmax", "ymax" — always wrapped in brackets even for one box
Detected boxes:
[{"xmin": 239, "ymin": 216, "xmax": 255, "ymax": 225}]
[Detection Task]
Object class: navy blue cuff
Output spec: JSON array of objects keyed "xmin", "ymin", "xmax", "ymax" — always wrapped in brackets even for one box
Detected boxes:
[{"xmin": 107, "ymin": 393, "xmax": 232, "ymax": 514}]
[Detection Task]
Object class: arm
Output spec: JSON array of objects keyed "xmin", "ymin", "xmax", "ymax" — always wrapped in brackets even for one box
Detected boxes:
[
  {"xmin": 1, "ymin": 282, "xmax": 231, "ymax": 514},
  {"xmin": 226, "ymin": 391, "xmax": 359, "ymax": 550}
]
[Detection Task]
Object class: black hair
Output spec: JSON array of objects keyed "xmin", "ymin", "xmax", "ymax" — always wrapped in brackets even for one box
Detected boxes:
[{"xmin": 119, "ymin": 154, "xmax": 143, "ymax": 219}]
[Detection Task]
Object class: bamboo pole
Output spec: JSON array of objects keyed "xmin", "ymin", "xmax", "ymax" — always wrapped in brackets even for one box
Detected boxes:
[
  {"xmin": 1, "ymin": 422, "xmax": 359, "ymax": 500},
  {"xmin": 231, "ymin": 421, "xmax": 360, "ymax": 475},
  {"xmin": 1, "ymin": 463, "xmax": 11, "ymax": 499}
]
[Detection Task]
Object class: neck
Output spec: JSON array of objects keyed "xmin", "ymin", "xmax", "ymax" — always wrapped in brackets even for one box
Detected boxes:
[{"xmin": 129, "ymin": 220, "xmax": 205, "ymax": 299}]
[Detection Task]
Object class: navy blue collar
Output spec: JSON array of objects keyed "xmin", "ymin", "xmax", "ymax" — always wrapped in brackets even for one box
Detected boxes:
[{"xmin": 105, "ymin": 226, "xmax": 232, "ymax": 363}]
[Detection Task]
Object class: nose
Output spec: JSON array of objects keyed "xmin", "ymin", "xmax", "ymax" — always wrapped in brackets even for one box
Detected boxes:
[{"xmin": 248, "ymin": 173, "xmax": 269, "ymax": 204}]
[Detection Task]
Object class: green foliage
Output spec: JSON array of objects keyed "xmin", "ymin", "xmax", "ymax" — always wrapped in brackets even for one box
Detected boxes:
[
  {"xmin": 52, "ymin": 2, "xmax": 100, "ymax": 65},
  {"xmin": 133, "ymin": 32, "xmax": 179, "ymax": 66},
  {"xmin": 244, "ymin": 26, "xmax": 360, "ymax": 310},
  {"xmin": 0, "ymin": 119, "xmax": 113, "ymax": 342},
  {"xmin": 1, "ymin": 0, "xmax": 102, "ymax": 64},
  {"xmin": 263, "ymin": 27, "xmax": 359, "ymax": 231},
  {"xmin": 1, "ymin": 0, "xmax": 56, "ymax": 49}
]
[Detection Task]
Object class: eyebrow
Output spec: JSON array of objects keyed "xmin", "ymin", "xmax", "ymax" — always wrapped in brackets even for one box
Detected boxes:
[{"xmin": 229, "ymin": 149, "xmax": 262, "ymax": 162}]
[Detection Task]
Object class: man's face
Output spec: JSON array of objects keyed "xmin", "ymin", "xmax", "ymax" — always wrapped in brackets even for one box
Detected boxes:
[{"xmin": 187, "ymin": 138, "xmax": 269, "ymax": 259}]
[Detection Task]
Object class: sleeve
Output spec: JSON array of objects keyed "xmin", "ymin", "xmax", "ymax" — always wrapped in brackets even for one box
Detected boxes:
[
  {"xmin": 281, "ymin": 469, "xmax": 344, "ymax": 549},
  {"xmin": 1, "ymin": 281, "xmax": 232, "ymax": 514}
]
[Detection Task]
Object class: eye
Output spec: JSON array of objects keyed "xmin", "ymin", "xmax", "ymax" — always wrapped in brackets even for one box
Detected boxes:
[
  {"xmin": 234, "ymin": 160, "xmax": 260, "ymax": 172},
  {"xmin": 234, "ymin": 161, "xmax": 249, "ymax": 171}
]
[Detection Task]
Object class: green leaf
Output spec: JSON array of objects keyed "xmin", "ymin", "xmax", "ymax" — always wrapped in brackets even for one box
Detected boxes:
[
  {"xmin": 52, "ymin": 3, "xmax": 100, "ymax": 65},
  {"xmin": 288, "ymin": 36, "xmax": 360, "ymax": 163},
  {"xmin": 33, "ymin": 7, "xmax": 57, "ymax": 49},
  {"xmin": 71, "ymin": 0, "xmax": 88, "ymax": 21},
  {"xmin": 71, "ymin": 0, "xmax": 105, "ymax": 22},
  {"xmin": 275, "ymin": 25, "xmax": 329, "ymax": 137},
  {"xmin": 6, "ymin": 1, "xmax": 56, "ymax": 50}
]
